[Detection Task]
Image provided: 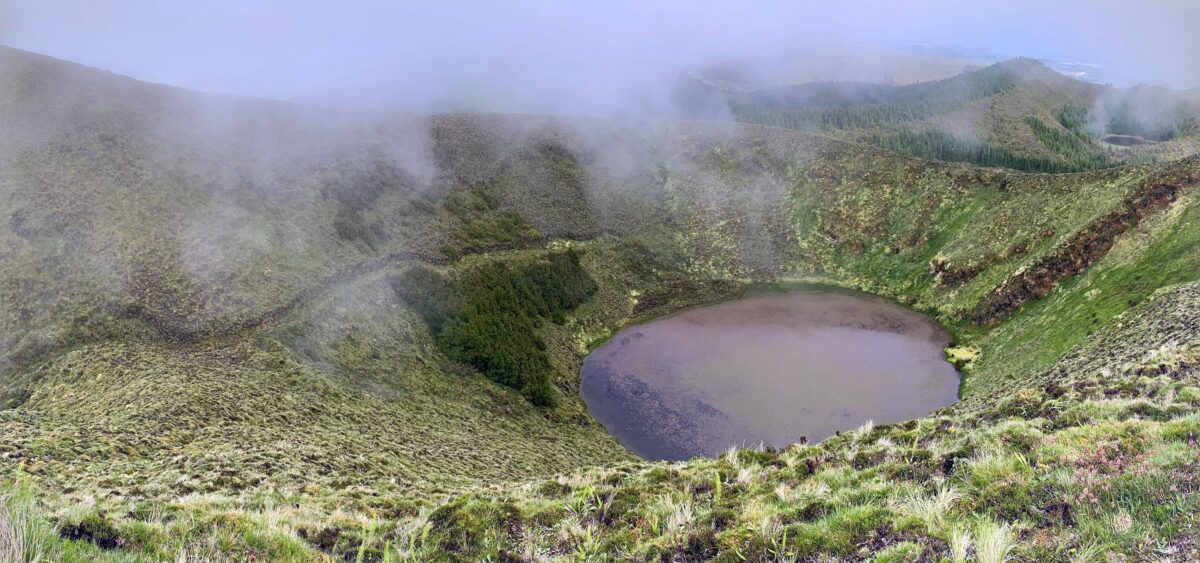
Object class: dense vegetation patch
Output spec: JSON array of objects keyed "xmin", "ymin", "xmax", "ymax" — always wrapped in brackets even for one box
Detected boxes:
[
  {"xmin": 394, "ymin": 250, "xmax": 597, "ymax": 405},
  {"xmin": 1025, "ymin": 112, "xmax": 1113, "ymax": 172},
  {"xmin": 321, "ymin": 159, "xmax": 412, "ymax": 252},
  {"xmin": 441, "ymin": 183, "xmax": 540, "ymax": 259},
  {"xmin": 862, "ymin": 128, "xmax": 1102, "ymax": 173}
]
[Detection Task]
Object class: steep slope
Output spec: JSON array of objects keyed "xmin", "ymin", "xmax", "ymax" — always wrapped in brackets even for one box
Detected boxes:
[
  {"xmin": 400, "ymin": 281, "xmax": 1200, "ymax": 561},
  {"xmin": 2, "ymin": 46, "xmax": 1200, "ymax": 560},
  {"xmin": 0, "ymin": 45, "xmax": 636, "ymax": 505}
]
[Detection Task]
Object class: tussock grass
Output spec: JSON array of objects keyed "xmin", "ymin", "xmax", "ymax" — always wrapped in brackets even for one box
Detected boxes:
[
  {"xmin": 974, "ymin": 520, "xmax": 1015, "ymax": 563},
  {"xmin": 948, "ymin": 524, "xmax": 971, "ymax": 563},
  {"xmin": 890, "ymin": 484, "xmax": 962, "ymax": 533}
]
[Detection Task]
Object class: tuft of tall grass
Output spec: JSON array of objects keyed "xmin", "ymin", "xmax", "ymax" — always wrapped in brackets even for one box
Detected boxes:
[
  {"xmin": 850, "ymin": 419, "xmax": 875, "ymax": 442},
  {"xmin": 0, "ymin": 482, "xmax": 66, "ymax": 563},
  {"xmin": 644, "ymin": 494, "xmax": 695, "ymax": 540},
  {"xmin": 0, "ymin": 492, "xmax": 26, "ymax": 563},
  {"xmin": 974, "ymin": 520, "xmax": 1014, "ymax": 563},
  {"xmin": 890, "ymin": 483, "xmax": 962, "ymax": 533},
  {"xmin": 948, "ymin": 525, "xmax": 971, "ymax": 563}
]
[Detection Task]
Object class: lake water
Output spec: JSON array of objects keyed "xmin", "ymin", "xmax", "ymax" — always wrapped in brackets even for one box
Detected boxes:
[{"xmin": 580, "ymin": 287, "xmax": 960, "ymax": 460}]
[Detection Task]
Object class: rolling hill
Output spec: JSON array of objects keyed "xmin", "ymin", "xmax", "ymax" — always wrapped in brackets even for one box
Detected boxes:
[
  {"xmin": 2, "ymin": 45, "xmax": 1200, "ymax": 560},
  {"xmin": 680, "ymin": 58, "xmax": 1200, "ymax": 174},
  {"xmin": 684, "ymin": 45, "xmax": 980, "ymax": 91}
]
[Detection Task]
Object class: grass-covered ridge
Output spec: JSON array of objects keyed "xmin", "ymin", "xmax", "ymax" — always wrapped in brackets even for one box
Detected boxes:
[
  {"xmin": 698, "ymin": 58, "xmax": 1200, "ymax": 174},
  {"xmin": 2, "ymin": 45, "xmax": 1200, "ymax": 560}
]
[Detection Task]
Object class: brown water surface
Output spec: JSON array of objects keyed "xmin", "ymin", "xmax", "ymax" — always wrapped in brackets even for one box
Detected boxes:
[{"xmin": 580, "ymin": 287, "xmax": 960, "ymax": 460}]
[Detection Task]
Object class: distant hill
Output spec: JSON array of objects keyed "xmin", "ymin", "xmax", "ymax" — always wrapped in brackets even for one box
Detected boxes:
[
  {"xmin": 681, "ymin": 58, "xmax": 1200, "ymax": 172},
  {"xmin": 686, "ymin": 45, "xmax": 980, "ymax": 91}
]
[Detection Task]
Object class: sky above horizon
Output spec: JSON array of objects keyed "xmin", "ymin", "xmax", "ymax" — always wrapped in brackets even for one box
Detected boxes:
[{"xmin": 2, "ymin": 0, "xmax": 1198, "ymax": 114}]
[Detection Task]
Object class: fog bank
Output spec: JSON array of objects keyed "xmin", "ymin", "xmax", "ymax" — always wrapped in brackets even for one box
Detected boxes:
[{"xmin": 3, "ymin": 1, "xmax": 1200, "ymax": 117}]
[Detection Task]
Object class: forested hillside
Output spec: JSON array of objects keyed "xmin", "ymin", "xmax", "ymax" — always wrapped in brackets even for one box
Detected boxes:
[{"xmin": 681, "ymin": 58, "xmax": 1200, "ymax": 173}]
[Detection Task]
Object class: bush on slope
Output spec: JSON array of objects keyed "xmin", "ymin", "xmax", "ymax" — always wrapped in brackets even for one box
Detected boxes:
[{"xmin": 394, "ymin": 250, "xmax": 598, "ymax": 406}]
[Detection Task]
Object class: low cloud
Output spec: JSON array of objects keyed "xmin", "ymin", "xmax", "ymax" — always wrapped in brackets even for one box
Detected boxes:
[{"xmin": 3, "ymin": 0, "xmax": 1199, "ymax": 120}]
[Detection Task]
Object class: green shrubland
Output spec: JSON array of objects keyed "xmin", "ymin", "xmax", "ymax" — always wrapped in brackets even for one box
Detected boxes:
[
  {"xmin": 394, "ymin": 250, "xmax": 597, "ymax": 405},
  {"xmin": 2, "ymin": 45, "xmax": 1200, "ymax": 560}
]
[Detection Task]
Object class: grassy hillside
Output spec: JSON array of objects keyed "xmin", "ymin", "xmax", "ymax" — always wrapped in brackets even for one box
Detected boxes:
[
  {"xmin": 2, "ymin": 45, "xmax": 1200, "ymax": 560},
  {"xmin": 692, "ymin": 58, "xmax": 1200, "ymax": 173},
  {"xmin": 385, "ymin": 281, "xmax": 1200, "ymax": 561}
]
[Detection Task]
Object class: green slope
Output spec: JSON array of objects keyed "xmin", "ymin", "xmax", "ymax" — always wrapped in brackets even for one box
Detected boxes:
[
  {"xmin": 703, "ymin": 58, "xmax": 1200, "ymax": 173},
  {"xmin": 2, "ymin": 45, "xmax": 1200, "ymax": 560}
]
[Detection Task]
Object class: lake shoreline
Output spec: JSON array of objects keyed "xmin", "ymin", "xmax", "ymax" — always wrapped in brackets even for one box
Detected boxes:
[{"xmin": 581, "ymin": 286, "xmax": 962, "ymax": 460}]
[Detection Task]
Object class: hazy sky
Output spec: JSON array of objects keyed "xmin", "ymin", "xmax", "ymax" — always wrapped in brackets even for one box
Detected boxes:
[{"xmin": 2, "ymin": 0, "xmax": 1198, "ymax": 113}]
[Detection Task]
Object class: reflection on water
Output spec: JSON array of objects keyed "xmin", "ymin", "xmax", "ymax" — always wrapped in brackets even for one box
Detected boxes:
[{"xmin": 581, "ymin": 287, "xmax": 960, "ymax": 460}]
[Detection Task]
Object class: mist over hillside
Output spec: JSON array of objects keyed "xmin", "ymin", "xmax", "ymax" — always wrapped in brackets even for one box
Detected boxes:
[
  {"xmin": 6, "ymin": 1, "xmax": 1200, "ymax": 114},
  {"xmin": 3, "ymin": 2, "xmax": 1200, "ymax": 561}
]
